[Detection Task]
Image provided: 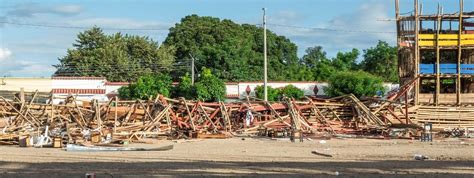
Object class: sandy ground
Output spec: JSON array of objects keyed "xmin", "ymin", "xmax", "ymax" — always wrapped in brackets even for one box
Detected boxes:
[{"xmin": 0, "ymin": 137, "xmax": 473, "ymax": 177}]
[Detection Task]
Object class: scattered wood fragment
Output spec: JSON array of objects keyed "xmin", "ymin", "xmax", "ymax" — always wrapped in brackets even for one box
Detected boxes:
[{"xmin": 311, "ymin": 150, "xmax": 333, "ymax": 157}]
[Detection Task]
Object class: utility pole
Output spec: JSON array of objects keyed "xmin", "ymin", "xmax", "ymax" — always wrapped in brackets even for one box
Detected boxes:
[
  {"xmin": 189, "ymin": 54, "xmax": 195, "ymax": 85},
  {"xmin": 263, "ymin": 8, "xmax": 268, "ymax": 101}
]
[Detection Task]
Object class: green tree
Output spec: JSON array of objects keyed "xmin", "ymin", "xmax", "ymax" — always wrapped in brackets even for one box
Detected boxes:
[
  {"xmin": 360, "ymin": 41, "xmax": 398, "ymax": 82},
  {"xmin": 118, "ymin": 73, "xmax": 173, "ymax": 100},
  {"xmin": 164, "ymin": 15, "xmax": 304, "ymax": 81},
  {"xmin": 314, "ymin": 61, "xmax": 337, "ymax": 81},
  {"xmin": 331, "ymin": 48, "xmax": 360, "ymax": 71},
  {"xmin": 326, "ymin": 71, "xmax": 385, "ymax": 98},
  {"xmin": 194, "ymin": 68, "xmax": 226, "ymax": 102},
  {"xmin": 302, "ymin": 46, "xmax": 327, "ymax": 68},
  {"xmin": 54, "ymin": 27, "xmax": 176, "ymax": 82},
  {"xmin": 300, "ymin": 46, "xmax": 337, "ymax": 81}
]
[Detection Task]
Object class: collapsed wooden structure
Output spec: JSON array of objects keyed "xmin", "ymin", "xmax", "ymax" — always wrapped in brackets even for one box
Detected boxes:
[{"xmin": 0, "ymin": 89, "xmax": 421, "ymax": 146}]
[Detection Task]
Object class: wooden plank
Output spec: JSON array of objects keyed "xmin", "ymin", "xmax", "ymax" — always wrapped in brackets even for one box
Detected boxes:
[
  {"xmin": 418, "ymin": 34, "xmax": 474, "ymax": 40},
  {"xmin": 419, "ymin": 40, "xmax": 474, "ymax": 46}
]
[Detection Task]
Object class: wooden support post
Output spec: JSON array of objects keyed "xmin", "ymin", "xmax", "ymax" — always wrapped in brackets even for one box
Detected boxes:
[
  {"xmin": 114, "ymin": 96, "xmax": 118, "ymax": 133},
  {"xmin": 405, "ymin": 92, "xmax": 409, "ymax": 124},
  {"xmin": 50, "ymin": 94, "xmax": 54, "ymax": 124},
  {"xmin": 96, "ymin": 100, "xmax": 101, "ymax": 128},
  {"xmin": 435, "ymin": 5, "xmax": 441, "ymax": 106},
  {"xmin": 19, "ymin": 88, "xmax": 25, "ymax": 104},
  {"xmin": 457, "ymin": 0, "xmax": 463, "ymax": 105},
  {"xmin": 414, "ymin": 0, "xmax": 420, "ymax": 105}
]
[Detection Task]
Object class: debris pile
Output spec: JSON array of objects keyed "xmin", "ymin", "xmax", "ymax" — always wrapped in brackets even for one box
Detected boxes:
[{"xmin": 0, "ymin": 89, "xmax": 420, "ymax": 147}]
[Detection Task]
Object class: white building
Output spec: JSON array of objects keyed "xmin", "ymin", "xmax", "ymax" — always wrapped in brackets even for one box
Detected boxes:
[
  {"xmin": 225, "ymin": 81, "xmax": 325, "ymax": 99},
  {"xmin": 0, "ymin": 77, "xmax": 51, "ymax": 92},
  {"xmin": 105, "ymin": 81, "xmax": 129, "ymax": 98},
  {"xmin": 0, "ymin": 76, "xmax": 399, "ymax": 103},
  {"xmin": 51, "ymin": 77, "xmax": 108, "ymax": 104},
  {"xmin": 225, "ymin": 82, "xmax": 399, "ymax": 99}
]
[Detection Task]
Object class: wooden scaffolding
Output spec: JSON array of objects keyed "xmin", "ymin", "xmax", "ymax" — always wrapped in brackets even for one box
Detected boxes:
[{"xmin": 396, "ymin": 0, "xmax": 474, "ymax": 106}]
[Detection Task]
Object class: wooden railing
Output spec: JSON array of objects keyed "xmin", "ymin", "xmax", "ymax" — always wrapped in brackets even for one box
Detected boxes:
[
  {"xmin": 419, "ymin": 64, "xmax": 474, "ymax": 74},
  {"xmin": 418, "ymin": 34, "xmax": 474, "ymax": 47},
  {"xmin": 419, "ymin": 93, "xmax": 474, "ymax": 104}
]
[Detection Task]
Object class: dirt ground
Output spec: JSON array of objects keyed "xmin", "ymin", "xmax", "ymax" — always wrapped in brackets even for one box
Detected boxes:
[{"xmin": 0, "ymin": 137, "xmax": 473, "ymax": 177}]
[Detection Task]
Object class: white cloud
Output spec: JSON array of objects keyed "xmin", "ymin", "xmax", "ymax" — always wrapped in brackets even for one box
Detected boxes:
[
  {"xmin": 52, "ymin": 5, "xmax": 83, "ymax": 15},
  {"xmin": 269, "ymin": 10, "xmax": 303, "ymax": 25},
  {"xmin": 7, "ymin": 3, "xmax": 83, "ymax": 18},
  {"xmin": 0, "ymin": 48, "xmax": 12, "ymax": 61},
  {"xmin": 14, "ymin": 62, "xmax": 56, "ymax": 77},
  {"xmin": 270, "ymin": 2, "xmax": 396, "ymax": 57},
  {"xmin": 71, "ymin": 18, "xmax": 171, "ymax": 30},
  {"xmin": 0, "ymin": 47, "xmax": 55, "ymax": 77},
  {"xmin": 0, "ymin": 59, "xmax": 55, "ymax": 77}
]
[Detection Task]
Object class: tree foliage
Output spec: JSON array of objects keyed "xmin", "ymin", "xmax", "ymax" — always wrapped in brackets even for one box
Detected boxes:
[
  {"xmin": 194, "ymin": 68, "xmax": 226, "ymax": 102},
  {"xmin": 55, "ymin": 18, "xmax": 399, "ymax": 102},
  {"xmin": 332, "ymin": 49, "xmax": 360, "ymax": 71},
  {"xmin": 326, "ymin": 71, "xmax": 385, "ymax": 98},
  {"xmin": 255, "ymin": 84, "xmax": 305, "ymax": 101},
  {"xmin": 302, "ymin": 46, "xmax": 326, "ymax": 68},
  {"xmin": 360, "ymin": 41, "xmax": 398, "ymax": 82},
  {"xmin": 254, "ymin": 86, "xmax": 282, "ymax": 102},
  {"xmin": 172, "ymin": 73, "xmax": 195, "ymax": 99},
  {"xmin": 118, "ymin": 73, "xmax": 173, "ymax": 100},
  {"xmin": 301, "ymin": 46, "xmax": 359, "ymax": 82},
  {"xmin": 280, "ymin": 85, "xmax": 305, "ymax": 99},
  {"xmin": 301, "ymin": 42, "xmax": 398, "ymax": 84},
  {"xmin": 164, "ymin": 15, "xmax": 303, "ymax": 81},
  {"xmin": 54, "ymin": 27, "xmax": 176, "ymax": 82}
]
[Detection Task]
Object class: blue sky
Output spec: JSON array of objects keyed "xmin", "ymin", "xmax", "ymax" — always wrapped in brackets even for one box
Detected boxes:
[{"xmin": 0, "ymin": 0, "xmax": 469, "ymax": 77}]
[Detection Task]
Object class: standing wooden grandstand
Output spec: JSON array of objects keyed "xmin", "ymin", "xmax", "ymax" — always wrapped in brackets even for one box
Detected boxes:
[
  {"xmin": 396, "ymin": 0, "xmax": 474, "ymax": 130},
  {"xmin": 396, "ymin": 0, "xmax": 474, "ymax": 106}
]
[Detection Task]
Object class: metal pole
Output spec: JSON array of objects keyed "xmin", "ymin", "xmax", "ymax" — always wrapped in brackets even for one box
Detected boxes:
[
  {"xmin": 189, "ymin": 54, "xmax": 195, "ymax": 85},
  {"xmin": 263, "ymin": 8, "xmax": 268, "ymax": 101},
  {"xmin": 191, "ymin": 56, "xmax": 195, "ymax": 85},
  {"xmin": 395, "ymin": 0, "xmax": 400, "ymax": 45}
]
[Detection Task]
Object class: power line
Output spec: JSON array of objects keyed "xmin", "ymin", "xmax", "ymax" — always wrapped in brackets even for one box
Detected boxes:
[
  {"xmin": 52, "ymin": 67, "xmax": 189, "ymax": 74},
  {"xmin": 267, "ymin": 23, "xmax": 396, "ymax": 34},
  {"xmin": 58, "ymin": 63, "xmax": 190, "ymax": 67},
  {"xmin": 55, "ymin": 66, "xmax": 189, "ymax": 71},
  {"xmin": 53, "ymin": 63, "xmax": 192, "ymax": 71},
  {"xmin": 0, "ymin": 21, "xmax": 170, "ymax": 31},
  {"xmin": 0, "ymin": 21, "xmax": 397, "ymax": 34}
]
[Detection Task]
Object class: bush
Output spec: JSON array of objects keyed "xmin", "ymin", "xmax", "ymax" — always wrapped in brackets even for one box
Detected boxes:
[
  {"xmin": 118, "ymin": 85, "xmax": 131, "ymax": 99},
  {"xmin": 326, "ymin": 71, "xmax": 385, "ymax": 98},
  {"xmin": 118, "ymin": 73, "xmax": 172, "ymax": 100},
  {"xmin": 281, "ymin": 85, "xmax": 305, "ymax": 99},
  {"xmin": 255, "ymin": 84, "xmax": 305, "ymax": 101},
  {"xmin": 172, "ymin": 73, "xmax": 195, "ymax": 99},
  {"xmin": 255, "ymin": 86, "xmax": 281, "ymax": 101},
  {"xmin": 194, "ymin": 68, "xmax": 226, "ymax": 102}
]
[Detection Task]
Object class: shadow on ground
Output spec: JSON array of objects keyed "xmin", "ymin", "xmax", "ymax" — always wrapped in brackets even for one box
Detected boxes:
[{"xmin": 0, "ymin": 159, "xmax": 473, "ymax": 177}]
